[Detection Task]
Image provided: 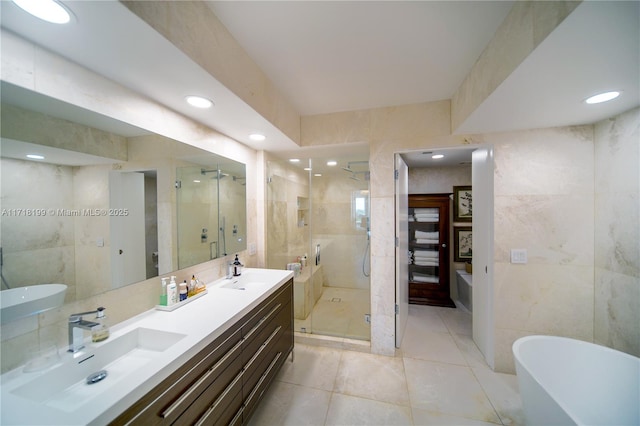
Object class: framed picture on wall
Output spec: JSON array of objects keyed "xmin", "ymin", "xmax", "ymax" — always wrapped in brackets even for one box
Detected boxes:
[
  {"xmin": 454, "ymin": 226, "xmax": 472, "ymax": 262},
  {"xmin": 453, "ymin": 185, "xmax": 472, "ymax": 222}
]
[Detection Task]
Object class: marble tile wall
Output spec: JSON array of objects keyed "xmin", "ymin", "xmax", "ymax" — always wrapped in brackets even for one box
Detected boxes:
[
  {"xmin": 594, "ymin": 107, "xmax": 639, "ymax": 357},
  {"xmin": 488, "ymin": 125, "xmax": 596, "ymax": 373},
  {"xmin": 265, "ymin": 159, "xmax": 310, "ymax": 270},
  {"xmin": 312, "ymin": 172, "xmax": 370, "ymax": 289}
]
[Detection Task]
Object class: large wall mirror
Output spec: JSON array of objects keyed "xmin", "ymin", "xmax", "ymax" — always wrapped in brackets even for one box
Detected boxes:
[{"xmin": 0, "ymin": 82, "xmax": 246, "ymax": 302}]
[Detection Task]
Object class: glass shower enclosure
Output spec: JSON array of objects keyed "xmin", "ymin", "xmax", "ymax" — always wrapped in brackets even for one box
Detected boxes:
[{"xmin": 266, "ymin": 158, "xmax": 371, "ymax": 341}]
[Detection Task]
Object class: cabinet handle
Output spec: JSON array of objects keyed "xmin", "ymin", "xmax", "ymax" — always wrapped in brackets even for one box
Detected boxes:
[
  {"xmin": 244, "ymin": 303, "xmax": 282, "ymax": 341},
  {"xmin": 194, "ymin": 370, "xmax": 243, "ymax": 426},
  {"xmin": 161, "ymin": 338, "xmax": 243, "ymax": 419},
  {"xmin": 244, "ymin": 325, "xmax": 281, "ymax": 372},
  {"xmin": 244, "ymin": 352, "xmax": 282, "ymax": 407}
]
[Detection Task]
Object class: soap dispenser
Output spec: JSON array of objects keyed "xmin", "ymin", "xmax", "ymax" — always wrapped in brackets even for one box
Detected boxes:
[
  {"xmin": 91, "ymin": 307, "xmax": 109, "ymax": 342},
  {"xmin": 233, "ymin": 254, "xmax": 243, "ymax": 276}
]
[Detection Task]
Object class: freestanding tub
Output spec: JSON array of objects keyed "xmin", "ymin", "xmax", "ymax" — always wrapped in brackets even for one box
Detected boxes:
[{"xmin": 513, "ymin": 335, "xmax": 639, "ymax": 425}]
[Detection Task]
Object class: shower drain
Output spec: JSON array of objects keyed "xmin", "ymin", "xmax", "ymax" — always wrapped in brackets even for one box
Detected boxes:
[{"xmin": 331, "ymin": 298, "xmax": 341, "ymax": 302}]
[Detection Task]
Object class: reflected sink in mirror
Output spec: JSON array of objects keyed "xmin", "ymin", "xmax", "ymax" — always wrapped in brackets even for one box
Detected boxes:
[
  {"xmin": 0, "ymin": 284, "xmax": 67, "ymax": 322},
  {"xmin": 11, "ymin": 327, "xmax": 186, "ymax": 412}
]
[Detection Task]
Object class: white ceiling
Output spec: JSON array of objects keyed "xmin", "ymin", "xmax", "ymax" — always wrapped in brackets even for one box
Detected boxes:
[
  {"xmin": 1, "ymin": 1, "xmax": 638, "ymax": 169},
  {"xmin": 208, "ymin": 1, "xmax": 514, "ymax": 116}
]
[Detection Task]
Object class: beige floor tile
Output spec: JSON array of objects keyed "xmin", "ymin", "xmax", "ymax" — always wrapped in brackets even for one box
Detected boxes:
[
  {"xmin": 326, "ymin": 393, "xmax": 413, "ymax": 425},
  {"xmin": 473, "ymin": 367, "xmax": 525, "ymax": 426},
  {"xmin": 451, "ymin": 332, "xmax": 491, "ymax": 369},
  {"xmin": 401, "ymin": 329, "xmax": 467, "ymax": 366},
  {"xmin": 412, "ymin": 407, "xmax": 501, "ymax": 425},
  {"xmin": 404, "ymin": 358, "xmax": 501, "ymax": 424},
  {"xmin": 247, "ymin": 381, "xmax": 331, "ymax": 426},
  {"xmin": 277, "ymin": 343, "xmax": 342, "ymax": 391},
  {"xmin": 437, "ymin": 308, "xmax": 473, "ymax": 336},
  {"xmin": 334, "ymin": 350, "xmax": 410, "ymax": 406},
  {"xmin": 407, "ymin": 305, "xmax": 450, "ymax": 333}
]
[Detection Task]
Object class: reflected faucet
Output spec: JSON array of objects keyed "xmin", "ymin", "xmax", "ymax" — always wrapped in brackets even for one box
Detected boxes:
[{"xmin": 68, "ymin": 308, "xmax": 102, "ymax": 353}]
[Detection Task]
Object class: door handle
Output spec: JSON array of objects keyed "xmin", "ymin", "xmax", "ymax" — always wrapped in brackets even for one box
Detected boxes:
[{"xmin": 119, "ymin": 249, "xmax": 123, "ymax": 255}]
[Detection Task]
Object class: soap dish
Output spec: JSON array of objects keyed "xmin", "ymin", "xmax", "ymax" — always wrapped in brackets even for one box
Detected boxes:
[{"xmin": 155, "ymin": 289, "xmax": 208, "ymax": 312}]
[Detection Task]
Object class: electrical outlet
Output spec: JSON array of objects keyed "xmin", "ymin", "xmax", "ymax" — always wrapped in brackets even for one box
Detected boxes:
[
  {"xmin": 248, "ymin": 242, "xmax": 257, "ymax": 256},
  {"xmin": 364, "ymin": 314, "xmax": 371, "ymax": 324},
  {"xmin": 510, "ymin": 249, "xmax": 528, "ymax": 264}
]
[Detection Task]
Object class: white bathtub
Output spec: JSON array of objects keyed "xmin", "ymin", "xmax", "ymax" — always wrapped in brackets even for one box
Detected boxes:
[{"xmin": 513, "ymin": 335, "xmax": 639, "ymax": 425}]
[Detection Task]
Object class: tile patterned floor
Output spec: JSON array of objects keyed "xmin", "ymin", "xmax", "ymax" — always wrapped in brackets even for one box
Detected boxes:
[{"xmin": 249, "ymin": 304, "xmax": 524, "ymax": 426}]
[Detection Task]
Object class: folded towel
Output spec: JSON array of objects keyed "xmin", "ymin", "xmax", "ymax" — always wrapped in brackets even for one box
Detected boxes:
[
  {"xmin": 414, "ymin": 261, "xmax": 439, "ymax": 267},
  {"xmin": 414, "ymin": 217, "xmax": 438, "ymax": 223},
  {"xmin": 415, "ymin": 231, "xmax": 439, "ymax": 239},
  {"xmin": 412, "ymin": 275, "xmax": 439, "ymax": 283},
  {"xmin": 414, "ymin": 214, "xmax": 439, "ymax": 218},
  {"xmin": 416, "ymin": 239, "xmax": 438, "ymax": 244},
  {"xmin": 413, "ymin": 250, "xmax": 438, "ymax": 258},
  {"xmin": 413, "ymin": 208, "xmax": 438, "ymax": 215}
]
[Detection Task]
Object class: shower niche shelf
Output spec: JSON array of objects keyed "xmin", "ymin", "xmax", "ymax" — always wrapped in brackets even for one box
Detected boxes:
[
  {"xmin": 297, "ymin": 196, "xmax": 309, "ymax": 227},
  {"xmin": 408, "ymin": 194, "xmax": 455, "ymax": 308}
]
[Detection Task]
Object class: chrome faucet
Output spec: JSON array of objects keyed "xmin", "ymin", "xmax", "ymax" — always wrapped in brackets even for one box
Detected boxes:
[
  {"xmin": 68, "ymin": 308, "xmax": 102, "ymax": 353},
  {"xmin": 226, "ymin": 261, "xmax": 234, "ymax": 279}
]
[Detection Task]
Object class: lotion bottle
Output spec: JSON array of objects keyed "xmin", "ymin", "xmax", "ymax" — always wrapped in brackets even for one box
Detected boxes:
[{"xmin": 167, "ymin": 276, "xmax": 178, "ymax": 306}]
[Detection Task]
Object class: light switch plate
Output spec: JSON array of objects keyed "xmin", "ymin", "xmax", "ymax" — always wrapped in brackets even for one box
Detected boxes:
[
  {"xmin": 510, "ymin": 249, "xmax": 527, "ymax": 264},
  {"xmin": 248, "ymin": 242, "xmax": 257, "ymax": 256}
]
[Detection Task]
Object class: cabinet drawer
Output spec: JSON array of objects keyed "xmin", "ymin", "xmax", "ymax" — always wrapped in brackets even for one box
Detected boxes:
[
  {"xmin": 114, "ymin": 327, "xmax": 241, "ymax": 425},
  {"xmin": 191, "ymin": 366, "xmax": 243, "ymax": 426},
  {"xmin": 243, "ymin": 349, "xmax": 284, "ymax": 422},
  {"xmin": 241, "ymin": 280, "xmax": 292, "ymax": 339},
  {"xmin": 242, "ymin": 300, "xmax": 289, "ymax": 365},
  {"xmin": 175, "ymin": 354, "xmax": 243, "ymax": 424},
  {"xmin": 243, "ymin": 303, "xmax": 290, "ymax": 392}
]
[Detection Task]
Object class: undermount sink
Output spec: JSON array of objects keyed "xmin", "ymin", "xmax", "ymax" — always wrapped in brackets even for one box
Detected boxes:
[
  {"xmin": 0, "ymin": 284, "xmax": 67, "ymax": 322},
  {"xmin": 220, "ymin": 280, "xmax": 269, "ymax": 291},
  {"xmin": 12, "ymin": 327, "xmax": 186, "ymax": 412}
]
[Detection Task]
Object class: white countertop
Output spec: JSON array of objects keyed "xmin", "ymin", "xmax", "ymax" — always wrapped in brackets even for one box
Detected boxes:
[{"xmin": 0, "ymin": 268, "xmax": 293, "ymax": 426}]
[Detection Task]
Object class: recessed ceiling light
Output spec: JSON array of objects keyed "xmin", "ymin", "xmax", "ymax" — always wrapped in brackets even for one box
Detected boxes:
[
  {"xmin": 432, "ymin": 154, "xmax": 444, "ymax": 159},
  {"xmin": 289, "ymin": 158, "xmax": 300, "ymax": 163},
  {"xmin": 13, "ymin": 0, "xmax": 72, "ymax": 24},
  {"xmin": 26, "ymin": 154, "xmax": 45, "ymax": 160},
  {"xmin": 185, "ymin": 95, "xmax": 213, "ymax": 109},
  {"xmin": 327, "ymin": 161, "xmax": 337, "ymax": 166},
  {"xmin": 314, "ymin": 173, "xmax": 322, "ymax": 177},
  {"xmin": 585, "ymin": 91, "xmax": 620, "ymax": 104},
  {"xmin": 193, "ymin": 180, "xmax": 201, "ymax": 183},
  {"xmin": 249, "ymin": 133, "xmax": 266, "ymax": 141},
  {"xmin": 304, "ymin": 167, "xmax": 311, "ymax": 171}
]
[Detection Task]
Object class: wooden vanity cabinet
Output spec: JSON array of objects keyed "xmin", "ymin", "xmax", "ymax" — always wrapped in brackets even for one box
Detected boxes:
[{"xmin": 111, "ymin": 278, "xmax": 293, "ymax": 426}]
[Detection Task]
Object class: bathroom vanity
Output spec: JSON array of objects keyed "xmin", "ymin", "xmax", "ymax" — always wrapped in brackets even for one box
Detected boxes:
[{"xmin": 0, "ymin": 269, "xmax": 293, "ymax": 426}]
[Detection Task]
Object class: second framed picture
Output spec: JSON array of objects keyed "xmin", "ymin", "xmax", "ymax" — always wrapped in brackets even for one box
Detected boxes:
[{"xmin": 454, "ymin": 226, "xmax": 472, "ymax": 262}]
